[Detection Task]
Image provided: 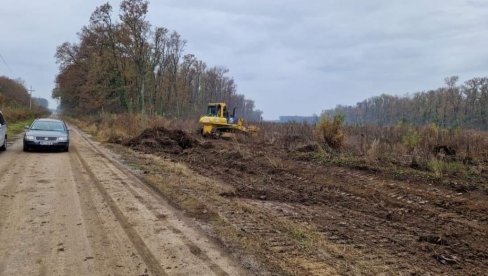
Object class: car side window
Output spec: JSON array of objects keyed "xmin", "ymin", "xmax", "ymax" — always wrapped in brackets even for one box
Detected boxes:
[{"xmin": 0, "ymin": 114, "xmax": 5, "ymax": 125}]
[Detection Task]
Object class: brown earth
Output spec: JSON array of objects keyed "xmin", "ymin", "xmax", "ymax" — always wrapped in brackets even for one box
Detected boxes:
[
  {"xmin": 122, "ymin": 126, "xmax": 488, "ymax": 275},
  {"xmin": 0, "ymin": 127, "xmax": 246, "ymax": 275}
]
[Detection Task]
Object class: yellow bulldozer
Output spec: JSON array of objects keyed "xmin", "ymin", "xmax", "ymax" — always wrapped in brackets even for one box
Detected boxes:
[{"xmin": 199, "ymin": 102, "xmax": 258, "ymax": 138}]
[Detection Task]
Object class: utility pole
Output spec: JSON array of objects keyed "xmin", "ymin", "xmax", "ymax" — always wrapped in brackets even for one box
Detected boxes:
[{"xmin": 28, "ymin": 86, "xmax": 34, "ymax": 110}]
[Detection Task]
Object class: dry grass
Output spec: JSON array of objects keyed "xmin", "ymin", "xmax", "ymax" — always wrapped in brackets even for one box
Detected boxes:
[
  {"xmin": 243, "ymin": 119, "xmax": 488, "ymax": 189},
  {"xmin": 2, "ymin": 106, "xmax": 49, "ymax": 122},
  {"xmin": 67, "ymin": 113, "xmax": 488, "ymax": 166},
  {"xmin": 70, "ymin": 113, "xmax": 488, "ymax": 190},
  {"xmin": 68, "ymin": 113, "xmax": 198, "ymax": 143},
  {"xmin": 343, "ymin": 123, "xmax": 488, "ymax": 163}
]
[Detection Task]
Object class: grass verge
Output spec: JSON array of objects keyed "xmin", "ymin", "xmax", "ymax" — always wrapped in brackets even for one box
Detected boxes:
[{"xmin": 7, "ymin": 118, "xmax": 34, "ymax": 137}]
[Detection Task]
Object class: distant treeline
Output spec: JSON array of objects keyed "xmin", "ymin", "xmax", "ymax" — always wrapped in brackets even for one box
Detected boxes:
[
  {"xmin": 0, "ymin": 76, "xmax": 50, "ymax": 121},
  {"xmin": 33, "ymin": 97, "xmax": 49, "ymax": 109},
  {"xmin": 0, "ymin": 76, "xmax": 31, "ymax": 107},
  {"xmin": 323, "ymin": 76, "xmax": 488, "ymax": 130},
  {"xmin": 53, "ymin": 0, "xmax": 262, "ymax": 121},
  {"xmin": 279, "ymin": 115, "xmax": 319, "ymax": 124}
]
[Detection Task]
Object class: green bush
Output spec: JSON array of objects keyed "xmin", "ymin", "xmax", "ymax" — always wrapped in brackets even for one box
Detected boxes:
[
  {"xmin": 427, "ymin": 159, "xmax": 467, "ymax": 178},
  {"xmin": 402, "ymin": 128, "xmax": 421, "ymax": 153},
  {"xmin": 316, "ymin": 114, "xmax": 345, "ymax": 149}
]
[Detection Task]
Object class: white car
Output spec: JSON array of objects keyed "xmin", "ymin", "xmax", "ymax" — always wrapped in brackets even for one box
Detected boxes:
[{"xmin": 0, "ymin": 111, "xmax": 6, "ymax": 151}]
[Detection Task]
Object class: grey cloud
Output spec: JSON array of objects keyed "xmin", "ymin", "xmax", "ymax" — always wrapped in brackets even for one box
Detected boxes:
[{"xmin": 0, "ymin": 0, "xmax": 487, "ymax": 119}]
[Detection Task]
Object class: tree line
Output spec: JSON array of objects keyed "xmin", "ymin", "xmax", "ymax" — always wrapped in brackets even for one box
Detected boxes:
[
  {"xmin": 0, "ymin": 76, "xmax": 50, "ymax": 121},
  {"xmin": 0, "ymin": 76, "xmax": 49, "ymax": 109},
  {"xmin": 53, "ymin": 0, "xmax": 262, "ymax": 121},
  {"xmin": 0, "ymin": 76, "xmax": 31, "ymax": 107},
  {"xmin": 324, "ymin": 76, "xmax": 488, "ymax": 130}
]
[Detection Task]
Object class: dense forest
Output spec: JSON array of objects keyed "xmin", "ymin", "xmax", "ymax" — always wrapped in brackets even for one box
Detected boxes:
[
  {"xmin": 53, "ymin": 0, "xmax": 262, "ymax": 121},
  {"xmin": 324, "ymin": 76, "xmax": 488, "ymax": 130}
]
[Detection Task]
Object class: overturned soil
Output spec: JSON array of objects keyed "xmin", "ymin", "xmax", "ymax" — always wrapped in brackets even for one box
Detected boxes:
[
  {"xmin": 125, "ymin": 127, "xmax": 488, "ymax": 275},
  {"xmin": 125, "ymin": 127, "xmax": 196, "ymax": 154}
]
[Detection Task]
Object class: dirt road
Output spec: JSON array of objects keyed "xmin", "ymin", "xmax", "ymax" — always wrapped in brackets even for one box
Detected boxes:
[{"xmin": 0, "ymin": 128, "xmax": 245, "ymax": 275}]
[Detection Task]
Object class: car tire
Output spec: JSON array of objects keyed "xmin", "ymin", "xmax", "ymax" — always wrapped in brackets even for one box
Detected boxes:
[
  {"xmin": 23, "ymin": 143, "xmax": 29, "ymax": 152},
  {"xmin": 0, "ymin": 136, "xmax": 6, "ymax": 151},
  {"xmin": 64, "ymin": 145, "xmax": 69, "ymax": 152}
]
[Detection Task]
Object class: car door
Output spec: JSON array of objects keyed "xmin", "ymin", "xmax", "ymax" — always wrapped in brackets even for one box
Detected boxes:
[{"xmin": 0, "ymin": 112, "xmax": 5, "ymax": 145}]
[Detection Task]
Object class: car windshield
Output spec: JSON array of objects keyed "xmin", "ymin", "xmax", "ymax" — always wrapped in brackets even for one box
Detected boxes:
[{"xmin": 30, "ymin": 121, "xmax": 65, "ymax": 132}]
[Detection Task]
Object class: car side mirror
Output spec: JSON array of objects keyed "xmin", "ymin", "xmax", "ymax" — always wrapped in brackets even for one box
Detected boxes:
[{"xmin": 24, "ymin": 125, "xmax": 29, "ymax": 130}]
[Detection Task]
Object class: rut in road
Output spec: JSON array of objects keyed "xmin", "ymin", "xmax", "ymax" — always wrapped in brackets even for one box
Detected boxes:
[{"xmin": 0, "ymin": 127, "xmax": 246, "ymax": 275}]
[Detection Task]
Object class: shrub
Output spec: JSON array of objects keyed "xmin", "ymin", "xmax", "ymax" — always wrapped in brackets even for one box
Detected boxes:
[
  {"xmin": 401, "ymin": 127, "xmax": 421, "ymax": 153},
  {"xmin": 365, "ymin": 139, "xmax": 381, "ymax": 163},
  {"xmin": 316, "ymin": 114, "xmax": 345, "ymax": 149},
  {"xmin": 427, "ymin": 159, "xmax": 467, "ymax": 178}
]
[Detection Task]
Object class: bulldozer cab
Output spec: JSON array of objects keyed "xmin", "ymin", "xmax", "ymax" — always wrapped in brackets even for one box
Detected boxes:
[{"xmin": 206, "ymin": 103, "xmax": 227, "ymax": 118}]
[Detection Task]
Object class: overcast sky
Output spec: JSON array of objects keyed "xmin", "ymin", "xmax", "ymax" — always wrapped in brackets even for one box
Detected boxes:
[{"xmin": 0, "ymin": 0, "xmax": 487, "ymax": 119}]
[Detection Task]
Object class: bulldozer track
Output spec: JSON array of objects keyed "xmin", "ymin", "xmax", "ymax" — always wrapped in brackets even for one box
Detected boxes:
[{"xmin": 121, "ymin": 125, "xmax": 488, "ymax": 274}]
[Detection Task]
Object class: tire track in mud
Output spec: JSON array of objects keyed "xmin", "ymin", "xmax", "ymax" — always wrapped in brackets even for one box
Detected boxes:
[
  {"xmin": 0, "ymin": 141, "xmax": 28, "ymax": 236},
  {"xmin": 72, "ymin": 144, "xmax": 168, "ymax": 276},
  {"xmin": 122, "ymin": 127, "xmax": 488, "ymax": 274},
  {"xmin": 0, "ymin": 155, "xmax": 36, "ymax": 275},
  {"xmin": 256, "ymin": 160, "xmax": 487, "ymax": 234},
  {"xmin": 68, "ymin": 153, "xmax": 149, "ymax": 275},
  {"xmin": 328, "ymin": 167, "xmax": 488, "ymax": 223},
  {"xmin": 287, "ymin": 167, "xmax": 488, "ymax": 235},
  {"xmin": 199, "ymin": 193, "xmax": 371, "ymax": 275},
  {"xmin": 74, "ymin": 128, "xmax": 242, "ymax": 276},
  {"xmin": 0, "ymin": 127, "xmax": 244, "ymax": 275},
  {"xmin": 71, "ymin": 128, "xmax": 244, "ymax": 276},
  {"xmin": 311, "ymin": 168, "xmax": 486, "ymax": 249},
  {"xmin": 0, "ymin": 143, "xmax": 96, "ymax": 275},
  {"xmin": 251, "ymin": 165, "xmax": 488, "ymax": 273},
  {"xmin": 100, "ymin": 164, "xmax": 230, "ymax": 276},
  {"xmin": 271, "ymin": 167, "xmax": 488, "ymax": 272},
  {"xmin": 0, "ymin": 132, "xmax": 37, "ymax": 195}
]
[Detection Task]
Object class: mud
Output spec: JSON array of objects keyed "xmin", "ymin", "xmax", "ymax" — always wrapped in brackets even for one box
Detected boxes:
[{"xmin": 125, "ymin": 128, "xmax": 488, "ymax": 274}]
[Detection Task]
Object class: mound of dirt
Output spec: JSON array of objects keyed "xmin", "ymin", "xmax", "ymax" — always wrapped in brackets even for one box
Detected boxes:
[{"xmin": 124, "ymin": 127, "xmax": 196, "ymax": 154}]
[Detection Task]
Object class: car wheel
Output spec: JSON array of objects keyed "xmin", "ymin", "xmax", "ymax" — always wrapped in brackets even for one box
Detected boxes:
[
  {"xmin": 23, "ymin": 143, "xmax": 29, "ymax": 152},
  {"xmin": 0, "ymin": 136, "xmax": 6, "ymax": 151},
  {"xmin": 64, "ymin": 145, "xmax": 69, "ymax": 152}
]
